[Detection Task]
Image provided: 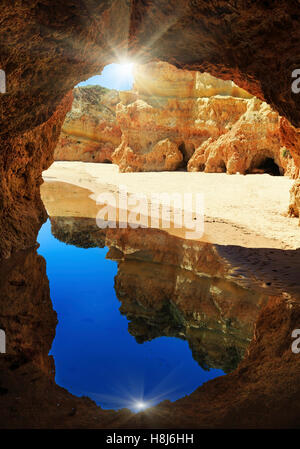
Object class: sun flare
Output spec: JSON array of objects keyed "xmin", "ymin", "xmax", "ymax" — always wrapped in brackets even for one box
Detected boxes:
[
  {"xmin": 118, "ymin": 61, "xmax": 135, "ymax": 78},
  {"xmin": 133, "ymin": 400, "xmax": 149, "ymax": 412}
]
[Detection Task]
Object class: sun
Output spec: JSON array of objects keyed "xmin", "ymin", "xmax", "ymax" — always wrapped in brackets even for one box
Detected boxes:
[
  {"xmin": 118, "ymin": 61, "xmax": 134, "ymax": 78},
  {"xmin": 132, "ymin": 400, "xmax": 149, "ymax": 412}
]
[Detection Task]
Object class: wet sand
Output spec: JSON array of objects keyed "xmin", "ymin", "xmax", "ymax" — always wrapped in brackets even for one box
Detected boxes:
[{"xmin": 42, "ymin": 161, "xmax": 300, "ymax": 250}]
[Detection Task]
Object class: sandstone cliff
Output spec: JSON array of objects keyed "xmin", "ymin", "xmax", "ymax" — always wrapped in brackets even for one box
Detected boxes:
[
  {"xmin": 113, "ymin": 62, "xmax": 248, "ymax": 172},
  {"xmin": 54, "ymin": 86, "xmax": 121, "ymax": 163},
  {"xmin": 55, "ymin": 62, "xmax": 297, "ymax": 179},
  {"xmin": 0, "ymin": 93, "xmax": 73, "ymax": 259},
  {"xmin": 188, "ymin": 98, "xmax": 298, "ymax": 176},
  {"xmin": 114, "ymin": 62, "xmax": 297, "ymax": 176}
]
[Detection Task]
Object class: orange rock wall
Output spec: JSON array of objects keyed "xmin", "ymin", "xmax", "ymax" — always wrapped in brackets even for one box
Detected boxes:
[
  {"xmin": 0, "ymin": 93, "xmax": 73, "ymax": 259},
  {"xmin": 54, "ymin": 86, "xmax": 121, "ymax": 163},
  {"xmin": 113, "ymin": 62, "xmax": 298, "ymax": 175}
]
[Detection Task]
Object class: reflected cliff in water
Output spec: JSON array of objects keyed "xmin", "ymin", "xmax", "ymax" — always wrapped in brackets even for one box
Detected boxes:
[{"xmin": 50, "ymin": 215, "xmax": 268, "ymax": 374}]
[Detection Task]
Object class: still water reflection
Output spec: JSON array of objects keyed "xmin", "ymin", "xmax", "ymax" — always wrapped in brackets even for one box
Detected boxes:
[
  {"xmin": 36, "ymin": 180, "xmax": 281, "ymax": 412},
  {"xmin": 38, "ymin": 220, "xmax": 224, "ymax": 411}
]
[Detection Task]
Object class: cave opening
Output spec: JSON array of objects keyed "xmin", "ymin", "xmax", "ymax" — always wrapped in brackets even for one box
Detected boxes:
[
  {"xmin": 218, "ymin": 160, "xmax": 227, "ymax": 173},
  {"xmin": 256, "ymin": 157, "xmax": 281, "ymax": 176},
  {"xmin": 248, "ymin": 156, "xmax": 282, "ymax": 176},
  {"xmin": 177, "ymin": 142, "xmax": 195, "ymax": 171},
  {"xmin": 178, "ymin": 142, "xmax": 188, "ymax": 170},
  {"xmin": 2, "ymin": 0, "xmax": 300, "ymax": 429},
  {"xmin": 77, "ymin": 62, "xmax": 135, "ymax": 91}
]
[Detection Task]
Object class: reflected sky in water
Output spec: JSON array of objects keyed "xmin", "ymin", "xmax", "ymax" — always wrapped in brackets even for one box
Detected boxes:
[{"xmin": 37, "ymin": 220, "xmax": 224, "ymax": 411}]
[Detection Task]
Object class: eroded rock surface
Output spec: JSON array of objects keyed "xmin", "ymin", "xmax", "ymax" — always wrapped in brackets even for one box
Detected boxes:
[
  {"xmin": 188, "ymin": 97, "xmax": 298, "ymax": 176},
  {"xmin": 280, "ymin": 118, "xmax": 300, "ymax": 220},
  {"xmin": 56, "ymin": 62, "xmax": 298, "ymax": 177},
  {"xmin": 289, "ymin": 180, "xmax": 300, "ymax": 218},
  {"xmin": 54, "ymin": 86, "xmax": 121, "ymax": 163},
  {"xmin": 112, "ymin": 63, "xmax": 262, "ymax": 172},
  {"xmin": 0, "ymin": 93, "xmax": 72, "ymax": 259},
  {"xmin": 114, "ymin": 63, "xmax": 298, "ymax": 175}
]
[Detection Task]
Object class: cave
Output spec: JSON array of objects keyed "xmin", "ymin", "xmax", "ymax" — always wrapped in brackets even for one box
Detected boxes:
[
  {"xmin": 255, "ymin": 157, "xmax": 281, "ymax": 176},
  {"xmin": 217, "ymin": 160, "xmax": 227, "ymax": 173},
  {"xmin": 247, "ymin": 153, "xmax": 283, "ymax": 176},
  {"xmin": 177, "ymin": 142, "xmax": 189, "ymax": 170},
  {"xmin": 1, "ymin": 0, "xmax": 300, "ymax": 430}
]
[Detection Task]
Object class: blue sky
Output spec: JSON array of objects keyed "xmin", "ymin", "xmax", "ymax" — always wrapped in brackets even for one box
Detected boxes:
[{"xmin": 77, "ymin": 63, "xmax": 134, "ymax": 91}]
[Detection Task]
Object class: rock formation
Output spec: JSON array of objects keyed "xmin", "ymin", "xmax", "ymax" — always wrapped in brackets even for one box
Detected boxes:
[
  {"xmin": 55, "ymin": 62, "xmax": 298, "ymax": 178},
  {"xmin": 114, "ymin": 63, "xmax": 298, "ymax": 175},
  {"xmin": 54, "ymin": 86, "xmax": 121, "ymax": 163},
  {"xmin": 289, "ymin": 179, "xmax": 300, "ymax": 218},
  {"xmin": 188, "ymin": 97, "xmax": 298, "ymax": 176},
  {"xmin": 0, "ymin": 93, "xmax": 73, "ymax": 259},
  {"xmin": 112, "ymin": 62, "xmax": 250, "ymax": 171},
  {"xmin": 0, "ymin": 248, "xmax": 56, "ymax": 370},
  {"xmin": 280, "ymin": 118, "xmax": 300, "ymax": 219}
]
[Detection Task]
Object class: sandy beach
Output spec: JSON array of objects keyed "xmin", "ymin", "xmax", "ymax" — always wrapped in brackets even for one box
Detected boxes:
[{"xmin": 42, "ymin": 161, "xmax": 300, "ymax": 250}]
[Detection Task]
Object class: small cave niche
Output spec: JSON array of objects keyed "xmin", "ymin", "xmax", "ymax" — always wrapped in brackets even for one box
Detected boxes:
[
  {"xmin": 217, "ymin": 160, "xmax": 227, "ymax": 173},
  {"xmin": 248, "ymin": 154, "xmax": 282, "ymax": 176},
  {"xmin": 258, "ymin": 157, "xmax": 281, "ymax": 176},
  {"xmin": 178, "ymin": 142, "xmax": 195, "ymax": 171},
  {"xmin": 178, "ymin": 142, "xmax": 188, "ymax": 170}
]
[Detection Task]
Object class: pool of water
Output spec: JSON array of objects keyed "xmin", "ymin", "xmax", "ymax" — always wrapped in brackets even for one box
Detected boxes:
[{"xmin": 37, "ymin": 219, "xmax": 224, "ymax": 412}]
